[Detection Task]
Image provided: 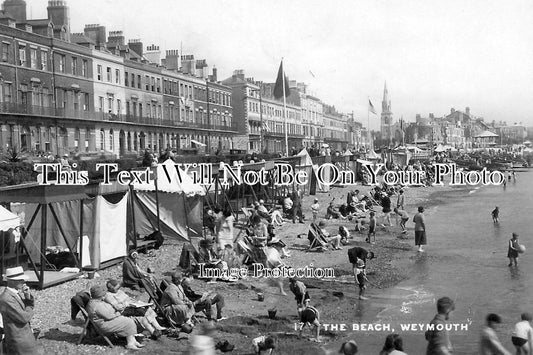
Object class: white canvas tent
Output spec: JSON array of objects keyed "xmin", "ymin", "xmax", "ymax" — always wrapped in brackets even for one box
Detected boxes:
[
  {"xmin": 132, "ymin": 159, "xmax": 205, "ymax": 241},
  {"xmin": 0, "ymin": 205, "xmax": 20, "ymax": 231},
  {"xmin": 297, "ymin": 148, "xmax": 327, "ymax": 192}
]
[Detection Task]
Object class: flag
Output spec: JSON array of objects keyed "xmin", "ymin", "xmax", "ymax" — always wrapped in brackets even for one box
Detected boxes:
[
  {"xmin": 273, "ymin": 60, "xmax": 290, "ymax": 99},
  {"xmin": 368, "ymin": 100, "xmax": 376, "ymax": 115},
  {"xmin": 309, "ymin": 70, "xmax": 315, "ymax": 78}
]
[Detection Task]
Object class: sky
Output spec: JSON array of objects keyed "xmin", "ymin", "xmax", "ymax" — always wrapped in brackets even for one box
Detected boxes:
[{"xmin": 26, "ymin": 0, "xmax": 533, "ymax": 129}]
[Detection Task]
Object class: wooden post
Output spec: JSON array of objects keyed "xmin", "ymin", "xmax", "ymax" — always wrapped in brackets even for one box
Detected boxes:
[
  {"xmin": 154, "ymin": 166, "xmax": 161, "ymax": 232},
  {"xmin": 79, "ymin": 199, "xmax": 84, "ymax": 269},
  {"xmin": 40, "ymin": 204, "xmax": 47, "ymax": 288},
  {"xmin": 129, "ymin": 185, "xmax": 138, "ymax": 250}
]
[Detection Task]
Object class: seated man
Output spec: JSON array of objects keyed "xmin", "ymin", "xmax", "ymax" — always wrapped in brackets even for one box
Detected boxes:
[
  {"xmin": 197, "ymin": 239, "xmax": 230, "ymax": 283},
  {"xmin": 104, "ymin": 279, "xmax": 165, "ymax": 337},
  {"xmin": 339, "ymin": 203, "xmax": 353, "ymax": 219},
  {"xmin": 160, "ymin": 272, "xmax": 195, "ymax": 328},
  {"xmin": 181, "ymin": 274, "xmax": 227, "ymax": 322},
  {"xmin": 325, "ymin": 202, "xmax": 345, "ymax": 220},
  {"xmin": 318, "ymin": 221, "xmax": 343, "ymax": 250}
]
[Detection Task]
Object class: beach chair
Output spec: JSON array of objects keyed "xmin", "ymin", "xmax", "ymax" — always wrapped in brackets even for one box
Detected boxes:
[
  {"xmin": 140, "ymin": 278, "xmax": 178, "ymax": 329},
  {"xmin": 236, "ymin": 237, "xmax": 267, "ymax": 265},
  {"xmin": 240, "ymin": 207, "xmax": 254, "ymax": 227},
  {"xmin": 77, "ymin": 305, "xmax": 114, "ymax": 347},
  {"xmin": 307, "ymin": 223, "xmax": 328, "ymax": 251}
]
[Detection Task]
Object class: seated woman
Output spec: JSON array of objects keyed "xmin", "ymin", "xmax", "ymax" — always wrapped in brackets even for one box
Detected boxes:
[
  {"xmin": 326, "ymin": 202, "xmax": 345, "ymax": 220},
  {"xmin": 270, "ymin": 206, "xmax": 285, "ymax": 226},
  {"xmin": 197, "ymin": 238, "xmax": 230, "ymax": 282},
  {"xmin": 248, "ymin": 215, "xmax": 269, "ymax": 247},
  {"xmin": 122, "ymin": 250, "xmax": 152, "ymax": 290},
  {"xmin": 86, "ymin": 285, "xmax": 145, "ymax": 350},
  {"xmin": 160, "ymin": 272, "xmax": 195, "ymax": 328},
  {"xmin": 104, "ymin": 279, "xmax": 165, "ymax": 339},
  {"xmin": 337, "ymin": 226, "xmax": 350, "ymax": 245}
]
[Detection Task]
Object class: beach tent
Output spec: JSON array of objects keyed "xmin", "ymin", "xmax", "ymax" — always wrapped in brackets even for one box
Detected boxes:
[
  {"xmin": 0, "ymin": 183, "xmax": 129, "ymax": 288},
  {"xmin": 0, "ymin": 205, "xmax": 20, "ymax": 231},
  {"xmin": 367, "ymin": 150, "xmax": 380, "ymax": 160},
  {"xmin": 434, "ymin": 144, "xmax": 446, "ymax": 153},
  {"xmin": 297, "ymin": 148, "xmax": 327, "ymax": 193},
  {"xmin": 132, "ymin": 159, "xmax": 205, "ymax": 242}
]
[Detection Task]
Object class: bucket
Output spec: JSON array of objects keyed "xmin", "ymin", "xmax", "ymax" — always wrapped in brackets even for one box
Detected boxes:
[
  {"xmin": 268, "ymin": 310, "xmax": 277, "ymax": 319},
  {"xmin": 87, "ymin": 271, "xmax": 95, "ymax": 279},
  {"xmin": 257, "ymin": 293, "xmax": 264, "ymax": 302}
]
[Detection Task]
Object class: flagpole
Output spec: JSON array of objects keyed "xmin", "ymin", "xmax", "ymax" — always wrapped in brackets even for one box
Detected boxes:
[
  {"xmin": 367, "ymin": 97, "xmax": 370, "ymax": 151},
  {"xmin": 282, "ymin": 59, "xmax": 289, "ymax": 157}
]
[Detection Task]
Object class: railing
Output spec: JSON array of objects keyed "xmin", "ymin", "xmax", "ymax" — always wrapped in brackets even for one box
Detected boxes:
[{"xmin": 0, "ymin": 102, "xmax": 239, "ymax": 132}]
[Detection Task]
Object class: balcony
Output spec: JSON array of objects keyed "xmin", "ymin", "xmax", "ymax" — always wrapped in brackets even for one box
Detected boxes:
[{"xmin": 0, "ymin": 102, "xmax": 238, "ymax": 132}]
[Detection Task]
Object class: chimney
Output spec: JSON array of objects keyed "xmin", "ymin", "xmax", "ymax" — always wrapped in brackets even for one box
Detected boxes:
[
  {"xmin": 47, "ymin": 0, "xmax": 70, "ymax": 41},
  {"xmin": 145, "ymin": 44, "xmax": 161, "ymax": 65},
  {"xmin": 164, "ymin": 49, "xmax": 180, "ymax": 70},
  {"xmin": 128, "ymin": 39, "xmax": 143, "ymax": 57},
  {"xmin": 210, "ymin": 67, "xmax": 217, "ymax": 82},
  {"xmin": 233, "ymin": 69, "xmax": 245, "ymax": 80},
  {"xmin": 107, "ymin": 30, "xmax": 124, "ymax": 46},
  {"xmin": 465, "ymin": 107, "xmax": 470, "ymax": 116},
  {"xmin": 2, "ymin": 0, "xmax": 26, "ymax": 23},
  {"xmin": 451, "ymin": 108, "xmax": 455, "ymax": 114},
  {"xmin": 84, "ymin": 24, "xmax": 106, "ymax": 48}
]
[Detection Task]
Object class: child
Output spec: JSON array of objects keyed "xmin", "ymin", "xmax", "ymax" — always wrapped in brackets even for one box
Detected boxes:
[
  {"xmin": 491, "ymin": 207, "xmax": 499, "ymax": 223},
  {"xmin": 311, "ymin": 199, "xmax": 320, "ymax": 222},
  {"xmin": 353, "ymin": 258, "xmax": 368, "ymax": 300},
  {"xmin": 366, "ymin": 211, "xmax": 376, "ymax": 244},
  {"xmin": 512, "ymin": 312, "xmax": 533, "ymax": 355},
  {"xmin": 508, "ymin": 233, "xmax": 520, "ymax": 267},
  {"xmin": 252, "ymin": 335, "xmax": 276, "ymax": 355},
  {"xmin": 289, "ymin": 278, "xmax": 310, "ymax": 317},
  {"xmin": 338, "ymin": 226, "xmax": 350, "ymax": 245},
  {"xmin": 299, "ymin": 305, "xmax": 321, "ymax": 342},
  {"xmin": 394, "ymin": 207, "xmax": 409, "ymax": 233}
]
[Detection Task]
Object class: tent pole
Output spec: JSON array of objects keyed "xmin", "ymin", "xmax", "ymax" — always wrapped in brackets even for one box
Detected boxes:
[
  {"xmin": 129, "ymin": 185, "xmax": 138, "ymax": 250},
  {"xmin": 79, "ymin": 199, "xmax": 84, "ymax": 269},
  {"xmin": 154, "ymin": 166, "xmax": 161, "ymax": 232},
  {"xmin": 40, "ymin": 204, "xmax": 47, "ymax": 288}
]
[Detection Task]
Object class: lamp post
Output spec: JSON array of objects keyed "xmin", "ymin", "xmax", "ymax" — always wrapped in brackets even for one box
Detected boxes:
[{"xmin": 206, "ymin": 79, "xmax": 210, "ymax": 154}]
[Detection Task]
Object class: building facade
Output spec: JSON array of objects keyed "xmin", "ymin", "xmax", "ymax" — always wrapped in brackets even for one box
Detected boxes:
[{"xmin": 0, "ymin": 0, "xmax": 237, "ymax": 158}]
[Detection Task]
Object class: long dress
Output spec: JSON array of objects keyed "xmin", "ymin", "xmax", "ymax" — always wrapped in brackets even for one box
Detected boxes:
[
  {"xmin": 86, "ymin": 299, "xmax": 138, "ymax": 337},
  {"xmin": 216, "ymin": 215, "xmax": 235, "ymax": 250}
]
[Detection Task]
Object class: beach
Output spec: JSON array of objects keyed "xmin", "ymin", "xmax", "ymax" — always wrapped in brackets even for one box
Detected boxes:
[{"xmin": 24, "ymin": 180, "xmax": 465, "ymax": 355}]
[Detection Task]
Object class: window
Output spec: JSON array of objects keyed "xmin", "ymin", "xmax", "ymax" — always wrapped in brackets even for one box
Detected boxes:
[
  {"xmin": 137, "ymin": 75, "xmax": 141, "ymax": 89},
  {"xmin": 18, "ymin": 44, "xmax": 26, "ymax": 66},
  {"xmin": 98, "ymin": 96, "xmax": 104, "ymax": 111},
  {"xmin": 73, "ymin": 92, "xmax": 79, "ymax": 110},
  {"xmin": 100, "ymin": 129, "xmax": 105, "ymax": 150},
  {"xmin": 125, "ymin": 71, "xmax": 129, "ymax": 86},
  {"xmin": 115, "ymin": 69, "xmax": 120, "ymax": 84},
  {"xmin": 58, "ymin": 54, "xmax": 65, "ymax": 72},
  {"xmin": 117, "ymin": 99, "xmax": 121, "ymax": 115},
  {"xmin": 85, "ymin": 128, "xmax": 90, "ymax": 151},
  {"xmin": 83, "ymin": 93, "xmax": 89, "ymax": 111},
  {"xmin": 139, "ymin": 103, "xmax": 143, "ymax": 117},
  {"xmin": 41, "ymin": 50, "xmax": 48, "ymax": 70},
  {"xmin": 1, "ymin": 83, "xmax": 12, "ymax": 103},
  {"xmin": 145, "ymin": 76, "xmax": 149, "ymax": 90},
  {"xmin": 97, "ymin": 65, "xmax": 102, "ymax": 80},
  {"xmin": 126, "ymin": 101, "xmax": 130, "ymax": 116},
  {"xmin": 1, "ymin": 42, "xmax": 9, "ymax": 62},
  {"xmin": 109, "ymin": 130, "xmax": 114, "ymax": 151},
  {"xmin": 131, "ymin": 73, "xmax": 135, "ymax": 87},
  {"xmin": 30, "ymin": 48, "xmax": 37, "ymax": 69},
  {"xmin": 147, "ymin": 103, "xmax": 151, "ymax": 118},
  {"xmin": 156, "ymin": 78, "xmax": 161, "ymax": 93},
  {"xmin": 151, "ymin": 77, "xmax": 155, "ymax": 92},
  {"xmin": 74, "ymin": 128, "xmax": 80, "ymax": 148},
  {"xmin": 71, "ymin": 57, "xmax": 77, "ymax": 75},
  {"xmin": 106, "ymin": 67, "xmax": 112, "ymax": 82},
  {"xmin": 82, "ymin": 59, "xmax": 88, "ymax": 77},
  {"xmin": 108, "ymin": 97, "xmax": 113, "ymax": 112}
]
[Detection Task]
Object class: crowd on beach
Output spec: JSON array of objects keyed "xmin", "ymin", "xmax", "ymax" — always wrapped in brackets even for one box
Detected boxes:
[{"xmin": 0, "ymin": 164, "xmax": 530, "ymax": 354}]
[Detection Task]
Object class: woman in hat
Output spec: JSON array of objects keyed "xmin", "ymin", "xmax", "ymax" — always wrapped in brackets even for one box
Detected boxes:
[
  {"xmin": 86, "ymin": 285, "xmax": 144, "ymax": 350},
  {"xmin": 0, "ymin": 266, "xmax": 42, "ymax": 355},
  {"xmin": 122, "ymin": 250, "xmax": 150, "ymax": 290}
]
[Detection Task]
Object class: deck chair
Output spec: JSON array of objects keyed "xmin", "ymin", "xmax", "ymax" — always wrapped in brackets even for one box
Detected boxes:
[
  {"xmin": 77, "ymin": 305, "xmax": 114, "ymax": 347},
  {"xmin": 236, "ymin": 237, "xmax": 267, "ymax": 265},
  {"xmin": 140, "ymin": 278, "xmax": 178, "ymax": 329},
  {"xmin": 307, "ymin": 223, "xmax": 329, "ymax": 251},
  {"xmin": 240, "ymin": 207, "xmax": 254, "ymax": 227}
]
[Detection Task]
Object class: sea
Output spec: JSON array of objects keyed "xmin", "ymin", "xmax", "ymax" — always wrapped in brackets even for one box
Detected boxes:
[{"xmin": 336, "ymin": 169, "xmax": 533, "ymax": 354}]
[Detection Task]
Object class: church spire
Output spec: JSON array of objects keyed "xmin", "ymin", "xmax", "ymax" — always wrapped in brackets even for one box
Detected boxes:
[{"xmin": 382, "ymin": 81, "xmax": 390, "ymax": 112}]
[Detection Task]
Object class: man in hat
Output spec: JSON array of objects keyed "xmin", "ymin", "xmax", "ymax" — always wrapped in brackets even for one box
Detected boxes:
[
  {"xmin": 291, "ymin": 187, "xmax": 304, "ymax": 224},
  {"xmin": 413, "ymin": 206, "xmax": 427, "ymax": 252},
  {"xmin": 160, "ymin": 271, "xmax": 195, "ymax": 327},
  {"xmin": 122, "ymin": 250, "xmax": 152, "ymax": 290},
  {"xmin": 0, "ymin": 266, "xmax": 42, "ymax": 355},
  {"xmin": 425, "ymin": 296, "xmax": 455, "ymax": 355},
  {"xmin": 180, "ymin": 275, "xmax": 227, "ymax": 322}
]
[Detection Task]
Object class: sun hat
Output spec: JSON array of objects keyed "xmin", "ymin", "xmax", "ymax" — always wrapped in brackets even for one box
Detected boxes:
[
  {"xmin": 90, "ymin": 285, "xmax": 106, "ymax": 299},
  {"xmin": 5, "ymin": 266, "xmax": 29, "ymax": 281}
]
